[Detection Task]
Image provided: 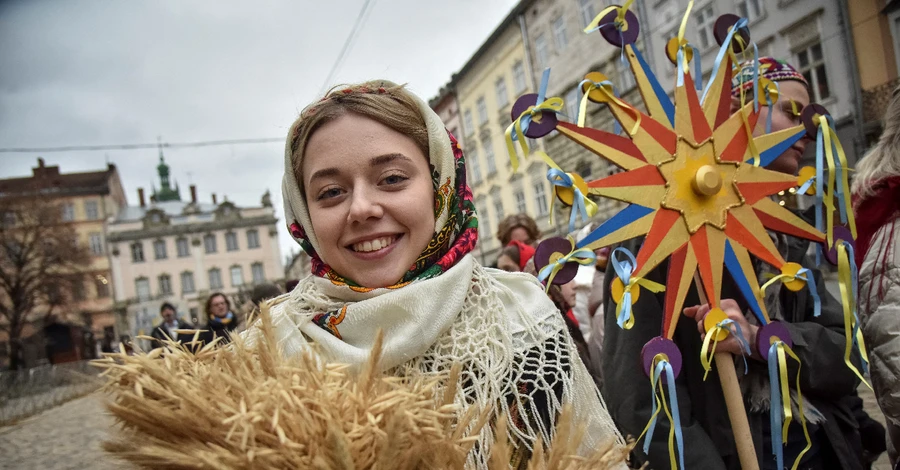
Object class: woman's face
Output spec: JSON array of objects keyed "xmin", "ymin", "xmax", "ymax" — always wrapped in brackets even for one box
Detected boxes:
[
  {"xmin": 302, "ymin": 113, "xmax": 436, "ymax": 288},
  {"xmin": 497, "ymin": 254, "xmax": 520, "ymax": 272},
  {"xmin": 509, "ymin": 226, "xmax": 533, "ymax": 245},
  {"xmin": 753, "ymin": 80, "xmax": 811, "ymax": 176}
]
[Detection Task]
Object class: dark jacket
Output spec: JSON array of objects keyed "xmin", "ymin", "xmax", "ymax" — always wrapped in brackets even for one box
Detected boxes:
[
  {"xmin": 601, "ymin": 208, "xmax": 864, "ymax": 470},
  {"xmin": 150, "ymin": 319, "xmax": 193, "ymax": 346},
  {"xmin": 200, "ymin": 313, "xmax": 240, "ymax": 346}
]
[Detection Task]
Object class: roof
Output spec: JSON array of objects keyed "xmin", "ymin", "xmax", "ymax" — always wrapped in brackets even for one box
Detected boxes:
[
  {"xmin": 0, "ymin": 161, "xmax": 118, "ymax": 198},
  {"xmin": 115, "ymin": 200, "xmax": 219, "ymax": 224}
]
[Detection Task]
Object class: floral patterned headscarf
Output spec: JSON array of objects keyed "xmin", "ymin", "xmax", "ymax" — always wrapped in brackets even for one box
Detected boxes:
[{"xmin": 282, "ymin": 81, "xmax": 478, "ymax": 290}]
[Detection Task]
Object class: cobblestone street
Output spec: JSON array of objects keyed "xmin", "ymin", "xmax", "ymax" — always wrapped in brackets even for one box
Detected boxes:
[{"xmin": 0, "ymin": 393, "xmax": 134, "ymax": 470}]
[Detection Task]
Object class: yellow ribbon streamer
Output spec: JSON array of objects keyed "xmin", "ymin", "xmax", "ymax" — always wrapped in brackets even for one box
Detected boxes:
[
  {"xmin": 823, "ymin": 122, "xmax": 858, "ymax": 239},
  {"xmin": 777, "ymin": 343, "xmax": 813, "ymax": 470},
  {"xmin": 539, "ymin": 246, "xmax": 596, "ymax": 293},
  {"xmin": 675, "ymin": 0, "xmax": 694, "ymax": 73},
  {"xmin": 583, "ymin": 0, "xmax": 635, "ymax": 34},
  {"xmin": 837, "ymin": 243, "xmax": 872, "ymax": 389},
  {"xmin": 817, "ymin": 115, "xmax": 838, "ymax": 248},
  {"xmin": 700, "ymin": 325, "xmax": 723, "ymax": 381},
  {"xmin": 759, "ymin": 272, "xmax": 802, "ymax": 296},
  {"xmin": 614, "ymin": 277, "xmax": 666, "ymax": 330},
  {"xmin": 504, "ymin": 98, "xmax": 565, "ymax": 173},
  {"xmin": 637, "ymin": 356, "xmax": 679, "ymax": 469},
  {"xmin": 736, "ymin": 65, "xmax": 763, "ymax": 166}
]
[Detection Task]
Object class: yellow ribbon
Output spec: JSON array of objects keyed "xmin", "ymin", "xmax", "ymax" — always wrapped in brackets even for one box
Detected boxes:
[
  {"xmin": 736, "ymin": 65, "xmax": 763, "ymax": 167},
  {"xmin": 759, "ymin": 273, "xmax": 801, "ymax": 296},
  {"xmin": 817, "ymin": 115, "xmax": 837, "ymax": 248},
  {"xmin": 700, "ymin": 326, "xmax": 722, "ymax": 381},
  {"xmin": 616, "ymin": 277, "xmax": 666, "ymax": 329},
  {"xmin": 504, "ymin": 98, "xmax": 565, "ymax": 173},
  {"xmin": 675, "ymin": 0, "xmax": 694, "ymax": 73},
  {"xmin": 820, "ymin": 117, "xmax": 858, "ymax": 240},
  {"xmin": 777, "ymin": 343, "xmax": 813, "ymax": 470},
  {"xmin": 837, "ymin": 243, "xmax": 872, "ymax": 389},
  {"xmin": 538, "ymin": 245, "xmax": 596, "ymax": 293},
  {"xmin": 636, "ymin": 356, "xmax": 679, "ymax": 469},
  {"xmin": 578, "ymin": 83, "xmax": 599, "ymax": 128},
  {"xmin": 583, "ymin": 0, "xmax": 635, "ymax": 34}
]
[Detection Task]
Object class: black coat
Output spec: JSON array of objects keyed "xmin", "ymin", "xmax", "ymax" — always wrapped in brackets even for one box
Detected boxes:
[
  {"xmin": 600, "ymin": 208, "xmax": 865, "ymax": 470},
  {"xmin": 199, "ymin": 314, "xmax": 240, "ymax": 346},
  {"xmin": 150, "ymin": 320, "xmax": 194, "ymax": 346}
]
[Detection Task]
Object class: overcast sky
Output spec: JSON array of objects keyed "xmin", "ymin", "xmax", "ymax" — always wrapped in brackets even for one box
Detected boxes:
[{"xmin": 0, "ymin": 0, "xmax": 519, "ymax": 261}]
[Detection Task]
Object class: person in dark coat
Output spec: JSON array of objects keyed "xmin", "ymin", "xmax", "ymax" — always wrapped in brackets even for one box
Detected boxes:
[
  {"xmin": 150, "ymin": 302, "xmax": 192, "ymax": 347},
  {"xmin": 600, "ymin": 58, "xmax": 869, "ymax": 469},
  {"xmin": 201, "ymin": 292, "xmax": 240, "ymax": 346}
]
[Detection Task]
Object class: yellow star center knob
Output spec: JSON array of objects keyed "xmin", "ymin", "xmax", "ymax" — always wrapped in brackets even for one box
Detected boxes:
[{"xmin": 693, "ymin": 165, "xmax": 722, "ymax": 197}]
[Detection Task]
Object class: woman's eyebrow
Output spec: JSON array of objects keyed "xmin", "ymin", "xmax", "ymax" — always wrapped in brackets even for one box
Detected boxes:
[{"xmin": 370, "ymin": 153, "xmax": 412, "ymax": 166}]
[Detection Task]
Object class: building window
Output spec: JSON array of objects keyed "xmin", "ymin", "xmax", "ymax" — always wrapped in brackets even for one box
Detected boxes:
[
  {"xmin": 482, "ymin": 136, "xmax": 497, "ymax": 176},
  {"xmin": 131, "ymin": 242, "xmax": 144, "ymax": 263},
  {"xmin": 552, "ymin": 15, "xmax": 568, "ymax": 51},
  {"xmin": 159, "ymin": 274, "xmax": 172, "ymax": 296},
  {"xmin": 533, "ymin": 179, "xmax": 549, "ymax": 216},
  {"xmin": 515, "ymin": 189, "xmax": 528, "ymax": 214},
  {"xmin": 246, "ymin": 229, "xmax": 260, "ymax": 249},
  {"xmin": 476, "ymin": 96, "xmax": 488, "ymax": 126},
  {"xmin": 493, "ymin": 195, "xmax": 505, "ymax": 221},
  {"xmin": 89, "ymin": 233, "xmax": 104, "ymax": 256},
  {"xmin": 225, "ymin": 232, "xmax": 239, "ymax": 251},
  {"xmin": 204, "ymin": 233, "xmax": 217, "ymax": 253},
  {"xmin": 736, "ymin": 0, "xmax": 764, "ymax": 22},
  {"xmin": 565, "ymin": 86, "xmax": 580, "ymax": 123},
  {"xmin": 176, "ymin": 237, "xmax": 190, "ymax": 257},
  {"xmin": 513, "ymin": 61, "xmax": 527, "ymax": 93},
  {"xmin": 615, "ymin": 56, "xmax": 636, "ymax": 92},
  {"xmin": 95, "ymin": 275, "xmax": 110, "ymax": 298},
  {"xmin": 153, "ymin": 239, "xmax": 167, "ymax": 260},
  {"xmin": 251, "ymin": 262, "xmax": 265, "ymax": 283},
  {"xmin": 181, "ymin": 271, "xmax": 195, "ymax": 294},
  {"xmin": 84, "ymin": 200, "xmax": 99, "ymax": 220},
  {"xmin": 797, "ymin": 42, "xmax": 830, "ymax": 102},
  {"xmin": 578, "ymin": 160, "xmax": 593, "ymax": 179},
  {"xmin": 579, "ymin": 0, "xmax": 597, "ymax": 28},
  {"xmin": 495, "ymin": 78, "xmax": 509, "ymax": 108},
  {"xmin": 136, "ymin": 278, "xmax": 151, "ymax": 301},
  {"xmin": 230, "ymin": 266, "xmax": 244, "ymax": 287},
  {"xmin": 463, "ymin": 109, "xmax": 474, "ymax": 136},
  {"xmin": 469, "ymin": 147, "xmax": 482, "ymax": 184},
  {"xmin": 535, "ymin": 33, "xmax": 550, "ymax": 68},
  {"xmin": 480, "ymin": 205, "xmax": 492, "ymax": 241},
  {"xmin": 72, "ymin": 278, "xmax": 86, "ymax": 301},
  {"xmin": 208, "ymin": 268, "xmax": 223, "ymax": 290},
  {"xmin": 61, "ymin": 203, "xmax": 75, "ymax": 222},
  {"xmin": 695, "ymin": 4, "xmax": 716, "ymax": 49}
]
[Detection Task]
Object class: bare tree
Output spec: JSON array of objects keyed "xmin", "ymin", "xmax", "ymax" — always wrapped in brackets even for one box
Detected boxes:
[{"xmin": 0, "ymin": 195, "xmax": 92, "ymax": 370}]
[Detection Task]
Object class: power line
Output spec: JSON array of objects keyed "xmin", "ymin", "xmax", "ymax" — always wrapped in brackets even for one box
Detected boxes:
[
  {"xmin": 318, "ymin": 0, "xmax": 377, "ymax": 95},
  {"xmin": 0, "ymin": 137, "xmax": 283, "ymax": 154}
]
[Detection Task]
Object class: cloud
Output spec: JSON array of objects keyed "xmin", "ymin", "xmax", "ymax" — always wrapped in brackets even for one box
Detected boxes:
[{"xmin": 0, "ymin": 0, "xmax": 518, "ymax": 261}]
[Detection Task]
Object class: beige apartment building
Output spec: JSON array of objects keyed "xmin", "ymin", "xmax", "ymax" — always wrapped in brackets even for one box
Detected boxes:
[
  {"xmin": 0, "ymin": 159, "xmax": 127, "ymax": 366},
  {"xmin": 106, "ymin": 157, "xmax": 282, "ymax": 348}
]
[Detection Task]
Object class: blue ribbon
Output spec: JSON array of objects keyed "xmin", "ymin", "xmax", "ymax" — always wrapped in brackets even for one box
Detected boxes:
[
  {"xmin": 643, "ymin": 359, "xmax": 686, "ymax": 470},
  {"xmin": 676, "ymin": 42, "xmax": 704, "ymax": 92},
  {"xmin": 611, "ymin": 247, "xmax": 637, "ymax": 329},
  {"xmin": 547, "ymin": 168, "xmax": 590, "ymax": 233},
  {"xmin": 797, "ymin": 175, "xmax": 815, "ymax": 196},
  {"xmin": 768, "ymin": 342, "xmax": 786, "ymax": 470},
  {"xmin": 795, "ymin": 268, "xmax": 821, "ymax": 318},
  {"xmin": 701, "ymin": 18, "xmax": 750, "ymax": 105},
  {"xmin": 841, "ymin": 240, "xmax": 868, "ymax": 374},
  {"xmin": 815, "ymin": 123, "xmax": 825, "ymax": 265},
  {"xmin": 717, "ymin": 318, "xmax": 751, "ymax": 374}
]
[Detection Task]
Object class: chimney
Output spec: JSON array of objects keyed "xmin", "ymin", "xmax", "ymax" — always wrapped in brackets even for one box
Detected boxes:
[
  {"xmin": 190, "ymin": 185, "xmax": 197, "ymax": 203},
  {"xmin": 137, "ymin": 188, "xmax": 146, "ymax": 208},
  {"xmin": 38, "ymin": 157, "xmax": 45, "ymax": 168},
  {"xmin": 212, "ymin": 193, "xmax": 217, "ymax": 205}
]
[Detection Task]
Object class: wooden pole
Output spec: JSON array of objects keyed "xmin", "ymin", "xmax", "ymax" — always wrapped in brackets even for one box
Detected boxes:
[{"xmin": 694, "ymin": 274, "xmax": 759, "ymax": 470}]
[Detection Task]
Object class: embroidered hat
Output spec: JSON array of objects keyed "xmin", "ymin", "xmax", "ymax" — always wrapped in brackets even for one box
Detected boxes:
[{"xmin": 731, "ymin": 57, "xmax": 809, "ymax": 96}]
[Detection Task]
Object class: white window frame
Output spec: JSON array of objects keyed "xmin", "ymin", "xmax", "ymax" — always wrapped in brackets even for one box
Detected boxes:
[
  {"xmin": 796, "ymin": 40, "xmax": 831, "ymax": 102},
  {"xmin": 482, "ymin": 136, "xmax": 497, "ymax": 176},
  {"xmin": 84, "ymin": 200, "xmax": 99, "ymax": 220},
  {"xmin": 615, "ymin": 55, "xmax": 636, "ymax": 92},
  {"xmin": 131, "ymin": 242, "xmax": 144, "ymax": 263},
  {"xmin": 514, "ymin": 188, "xmax": 528, "ymax": 214},
  {"xmin": 230, "ymin": 266, "xmax": 244, "ymax": 287},
  {"xmin": 135, "ymin": 278, "xmax": 150, "ymax": 301},
  {"xmin": 694, "ymin": 3, "xmax": 717, "ymax": 50},
  {"xmin": 476, "ymin": 96, "xmax": 488, "ymax": 125},
  {"xmin": 89, "ymin": 233, "xmax": 104, "ymax": 256},
  {"xmin": 251, "ymin": 262, "xmax": 265, "ymax": 283},
  {"xmin": 513, "ymin": 61, "xmax": 527, "ymax": 93},
  {"xmin": 204, "ymin": 233, "xmax": 217, "ymax": 253},
  {"xmin": 246, "ymin": 229, "xmax": 260, "ymax": 249},
  {"xmin": 208, "ymin": 268, "xmax": 223, "ymax": 290},
  {"xmin": 463, "ymin": 109, "xmax": 475, "ymax": 136},
  {"xmin": 533, "ymin": 179, "xmax": 549, "ymax": 217},
  {"xmin": 493, "ymin": 195, "xmax": 505, "ymax": 221},
  {"xmin": 496, "ymin": 78, "xmax": 509, "ymax": 108},
  {"xmin": 565, "ymin": 86, "xmax": 580, "ymax": 123},
  {"xmin": 153, "ymin": 239, "xmax": 167, "ymax": 260},
  {"xmin": 181, "ymin": 271, "xmax": 195, "ymax": 294},
  {"xmin": 176, "ymin": 237, "xmax": 190, "ymax": 257},
  {"xmin": 158, "ymin": 274, "xmax": 172, "ymax": 296},
  {"xmin": 735, "ymin": 0, "xmax": 764, "ymax": 23},
  {"xmin": 552, "ymin": 15, "xmax": 568, "ymax": 51},
  {"xmin": 469, "ymin": 147, "xmax": 482, "ymax": 184},
  {"xmin": 579, "ymin": 0, "xmax": 597, "ymax": 28},
  {"xmin": 535, "ymin": 33, "xmax": 550, "ymax": 68},
  {"xmin": 225, "ymin": 232, "xmax": 239, "ymax": 252},
  {"xmin": 61, "ymin": 203, "xmax": 75, "ymax": 222}
]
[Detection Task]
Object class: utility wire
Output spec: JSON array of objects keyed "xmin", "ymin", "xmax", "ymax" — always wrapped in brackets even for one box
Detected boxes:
[
  {"xmin": 318, "ymin": 0, "xmax": 377, "ymax": 95},
  {"xmin": 0, "ymin": 137, "xmax": 283, "ymax": 154}
]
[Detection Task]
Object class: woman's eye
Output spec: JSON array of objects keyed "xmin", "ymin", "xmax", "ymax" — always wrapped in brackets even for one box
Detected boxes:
[
  {"xmin": 317, "ymin": 187, "xmax": 343, "ymax": 200},
  {"xmin": 382, "ymin": 174, "xmax": 408, "ymax": 185}
]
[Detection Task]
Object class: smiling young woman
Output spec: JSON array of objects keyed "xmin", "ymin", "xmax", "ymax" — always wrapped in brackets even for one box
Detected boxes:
[{"xmin": 247, "ymin": 81, "xmax": 624, "ymax": 468}]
